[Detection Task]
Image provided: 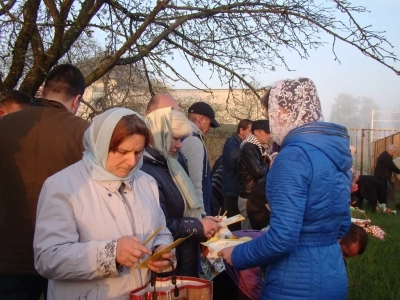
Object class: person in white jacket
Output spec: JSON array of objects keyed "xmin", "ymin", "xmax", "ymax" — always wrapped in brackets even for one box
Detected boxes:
[{"xmin": 33, "ymin": 108, "xmax": 174, "ymax": 300}]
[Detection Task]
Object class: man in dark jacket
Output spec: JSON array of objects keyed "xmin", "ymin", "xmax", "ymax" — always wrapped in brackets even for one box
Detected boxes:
[
  {"xmin": 237, "ymin": 120, "xmax": 271, "ymax": 229},
  {"xmin": 0, "ymin": 64, "xmax": 89, "ymax": 299},
  {"xmin": 221, "ymin": 119, "xmax": 252, "ymax": 230},
  {"xmin": 373, "ymin": 144, "xmax": 400, "ymax": 211}
]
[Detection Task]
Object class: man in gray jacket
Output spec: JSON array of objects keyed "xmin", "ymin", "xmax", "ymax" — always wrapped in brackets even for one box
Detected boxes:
[{"xmin": 181, "ymin": 102, "xmax": 220, "ymax": 216}]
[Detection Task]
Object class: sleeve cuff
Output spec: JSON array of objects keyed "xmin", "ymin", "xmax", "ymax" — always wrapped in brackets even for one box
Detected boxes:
[{"xmin": 96, "ymin": 239, "xmax": 119, "ymax": 277}]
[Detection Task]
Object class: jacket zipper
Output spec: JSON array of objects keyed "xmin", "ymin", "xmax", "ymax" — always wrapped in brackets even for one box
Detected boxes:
[{"xmin": 197, "ymin": 130, "xmax": 208, "ymax": 177}]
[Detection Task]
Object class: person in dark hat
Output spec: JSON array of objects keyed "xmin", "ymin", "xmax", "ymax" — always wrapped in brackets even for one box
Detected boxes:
[
  {"xmin": 237, "ymin": 119, "xmax": 271, "ymax": 229},
  {"xmin": 181, "ymin": 102, "xmax": 220, "ymax": 216},
  {"xmin": 187, "ymin": 101, "xmax": 220, "ymax": 131}
]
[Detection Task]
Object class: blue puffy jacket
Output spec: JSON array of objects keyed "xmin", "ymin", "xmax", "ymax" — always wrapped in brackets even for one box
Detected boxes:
[{"xmin": 232, "ymin": 122, "xmax": 352, "ymax": 299}]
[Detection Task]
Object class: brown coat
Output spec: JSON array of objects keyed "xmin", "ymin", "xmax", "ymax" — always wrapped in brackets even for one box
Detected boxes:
[{"xmin": 0, "ymin": 98, "xmax": 89, "ymax": 275}]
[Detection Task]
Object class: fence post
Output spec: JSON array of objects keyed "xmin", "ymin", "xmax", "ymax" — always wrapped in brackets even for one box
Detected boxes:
[{"xmin": 360, "ymin": 129, "xmax": 365, "ymax": 175}]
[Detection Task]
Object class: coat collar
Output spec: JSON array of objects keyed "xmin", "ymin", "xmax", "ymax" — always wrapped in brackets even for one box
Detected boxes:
[
  {"xmin": 143, "ymin": 147, "xmax": 167, "ymax": 166},
  {"xmin": 31, "ymin": 98, "xmax": 68, "ymax": 110},
  {"xmin": 98, "ymin": 179, "xmax": 134, "ymax": 193}
]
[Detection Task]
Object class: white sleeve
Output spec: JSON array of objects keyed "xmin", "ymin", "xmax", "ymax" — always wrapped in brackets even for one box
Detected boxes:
[
  {"xmin": 33, "ymin": 177, "xmax": 119, "ymax": 280},
  {"xmin": 180, "ymin": 136, "xmax": 205, "ymax": 202}
]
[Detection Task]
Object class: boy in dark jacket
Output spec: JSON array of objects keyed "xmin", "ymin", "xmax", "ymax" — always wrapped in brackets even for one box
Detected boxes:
[
  {"xmin": 221, "ymin": 119, "xmax": 252, "ymax": 230},
  {"xmin": 237, "ymin": 119, "xmax": 271, "ymax": 229}
]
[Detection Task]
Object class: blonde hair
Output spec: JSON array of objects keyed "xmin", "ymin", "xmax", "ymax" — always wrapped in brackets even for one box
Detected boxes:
[{"xmin": 171, "ymin": 110, "xmax": 192, "ymax": 138}]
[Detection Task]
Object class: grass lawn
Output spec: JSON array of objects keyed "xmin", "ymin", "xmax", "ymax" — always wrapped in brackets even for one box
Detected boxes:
[{"xmin": 348, "ymin": 207, "xmax": 400, "ymax": 300}]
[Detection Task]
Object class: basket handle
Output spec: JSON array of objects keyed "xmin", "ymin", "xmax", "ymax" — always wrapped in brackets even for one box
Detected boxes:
[{"xmin": 150, "ymin": 258, "xmax": 178, "ymax": 299}]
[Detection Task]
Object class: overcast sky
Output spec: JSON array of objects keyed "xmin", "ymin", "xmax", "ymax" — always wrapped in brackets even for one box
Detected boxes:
[{"xmin": 170, "ymin": 0, "xmax": 400, "ymax": 124}]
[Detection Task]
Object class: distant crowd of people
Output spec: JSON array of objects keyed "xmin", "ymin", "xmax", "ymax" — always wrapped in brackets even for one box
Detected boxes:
[{"xmin": 1, "ymin": 65, "xmax": 388, "ymax": 300}]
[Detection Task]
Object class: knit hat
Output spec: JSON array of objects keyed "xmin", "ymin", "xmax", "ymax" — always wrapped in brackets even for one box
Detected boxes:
[{"xmin": 251, "ymin": 120, "xmax": 270, "ymax": 133}]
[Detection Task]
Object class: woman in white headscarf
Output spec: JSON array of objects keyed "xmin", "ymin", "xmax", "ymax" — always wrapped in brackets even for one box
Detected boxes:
[
  {"xmin": 33, "ymin": 108, "xmax": 174, "ymax": 300},
  {"xmin": 142, "ymin": 107, "xmax": 221, "ymax": 277},
  {"xmin": 219, "ymin": 78, "xmax": 352, "ymax": 299}
]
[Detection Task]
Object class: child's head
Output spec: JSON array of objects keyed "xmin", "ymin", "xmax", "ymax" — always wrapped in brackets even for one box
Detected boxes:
[{"xmin": 340, "ymin": 223, "xmax": 368, "ymax": 259}]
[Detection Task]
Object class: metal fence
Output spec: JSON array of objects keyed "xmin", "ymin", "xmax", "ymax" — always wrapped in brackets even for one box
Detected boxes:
[{"xmin": 348, "ymin": 129, "xmax": 400, "ymax": 175}]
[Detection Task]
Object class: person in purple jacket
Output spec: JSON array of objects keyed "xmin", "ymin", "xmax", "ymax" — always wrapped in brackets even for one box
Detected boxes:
[{"xmin": 219, "ymin": 78, "xmax": 352, "ymax": 299}]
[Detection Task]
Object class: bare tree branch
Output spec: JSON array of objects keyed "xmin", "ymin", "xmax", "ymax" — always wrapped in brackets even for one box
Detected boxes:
[{"xmin": 0, "ymin": 0, "xmax": 398, "ymax": 107}]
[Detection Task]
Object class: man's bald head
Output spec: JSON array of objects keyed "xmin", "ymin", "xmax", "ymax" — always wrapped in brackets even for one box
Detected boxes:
[{"xmin": 146, "ymin": 94, "xmax": 180, "ymax": 115}]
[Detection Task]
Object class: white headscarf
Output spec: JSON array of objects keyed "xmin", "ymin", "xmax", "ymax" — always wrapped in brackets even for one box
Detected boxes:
[
  {"xmin": 268, "ymin": 77, "xmax": 324, "ymax": 145},
  {"xmin": 82, "ymin": 107, "xmax": 145, "ymax": 181},
  {"xmin": 145, "ymin": 107, "xmax": 204, "ymax": 219}
]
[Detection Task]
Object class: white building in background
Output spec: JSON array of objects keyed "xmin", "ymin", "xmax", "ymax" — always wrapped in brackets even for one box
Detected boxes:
[{"xmin": 81, "ymin": 81, "xmax": 266, "ymax": 123}]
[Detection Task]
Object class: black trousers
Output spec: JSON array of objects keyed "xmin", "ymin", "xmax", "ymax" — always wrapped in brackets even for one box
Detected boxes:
[
  {"xmin": 0, "ymin": 275, "xmax": 47, "ymax": 300},
  {"xmin": 223, "ymin": 196, "xmax": 241, "ymax": 231}
]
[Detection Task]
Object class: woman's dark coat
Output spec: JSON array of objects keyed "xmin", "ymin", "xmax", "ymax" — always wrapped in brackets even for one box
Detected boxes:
[{"xmin": 141, "ymin": 147, "xmax": 204, "ymax": 276}]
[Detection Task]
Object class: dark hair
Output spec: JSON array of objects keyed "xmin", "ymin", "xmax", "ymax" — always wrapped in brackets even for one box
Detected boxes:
[
  {"xmin": 109, "ymin": 115, "xmax": 152, "ymax": 152},
  {"xmin": 236, "ymin": 119, "xmax": 252, "ymax": 134},
  {"xmin": 43, "ymin": 64, "xmax": 85, "ymax": 99},
  {"xmin": 0, "ymin": 90, "xmax": 32, "ymax": 106},
  {"xmin": 260, "ymin": 88, "xmax": 271, "ymax": 110},
  {"xmin": 340, "ymin": 223, "xmax": 368, "ymax": 255}
]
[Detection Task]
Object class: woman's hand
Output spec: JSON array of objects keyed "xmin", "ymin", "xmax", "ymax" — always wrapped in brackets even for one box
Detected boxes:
[
  {"xmin": 200, "ymin": 217, "xmax": 221, "ymax": 239},
  {"xmin": 218, "ymin": 246, "xmax": 235, "ymax": 266},
  {"xmin": 116, "ymin": 236, "xmax": 152, "ymax": 267},
  {"xmin": 147, "ymin": 245, "xmax": 175, "ymax": 272},
  {"xmin": 203, "ymin": 216, "xmax": 222, "ymax": 222}
]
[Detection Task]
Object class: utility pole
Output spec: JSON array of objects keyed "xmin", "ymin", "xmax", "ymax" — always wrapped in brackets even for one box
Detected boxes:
[{"xmin": 371, "ymin": 109, "xmax": 374, "ymax": 143}]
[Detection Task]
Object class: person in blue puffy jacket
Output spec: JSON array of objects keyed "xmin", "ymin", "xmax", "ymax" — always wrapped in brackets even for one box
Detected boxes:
[{"xmin": 218, "ymin": 77, "xmax": 352, "ymax": 300}]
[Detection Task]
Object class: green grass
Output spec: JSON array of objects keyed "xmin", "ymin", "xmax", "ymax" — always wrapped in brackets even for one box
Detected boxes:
[{"xmin": 348, "ymin": 208, "xmax": 400, "ymax": 300}]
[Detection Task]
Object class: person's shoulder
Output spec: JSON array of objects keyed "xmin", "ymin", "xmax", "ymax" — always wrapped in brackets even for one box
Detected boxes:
[
  {"xmin": 182, "ymin": 134, "xmax": 201, "ymax": 143},
  {"xmin": 135, "ymin": 169, "xmax": 158, "ymax": 185},
  {"xmin": 0, "ymin": 105, "xmax": 37, "ymax": 125},
  {"xmin": 280, "ymin": 143, "xmax": 309, "ymax": 155},
  {"xmin": 377, "ymin": 151, "xmax": 388, "ymax": 159},
  {"xmin": 141, "ymin": 159, "xmax": 165, "ymax": 178},
  {"xmin": 224, "ymin": 134, "xmax": 240, "ymax": 146},
  {"xmin": 273, "ymin": 145, "xmax": 311, "ymax": 168},
  {"xmin": 226, "ymin": 133, "xmax": 238, "ymax": 142},
  {"xmin": 61, "ymin": 111, "xmax": 89, "ymax": 126},
  {"xmin": 181, "ymin": 135, "xmax": 203, "ymax": 150},
  {"xmin": 240, "ymin": 142, "xmax": 257, "ymax": 152},
  {"xmin": 43, "ymin": 161, "xmax": 85, "ymax": 187}
]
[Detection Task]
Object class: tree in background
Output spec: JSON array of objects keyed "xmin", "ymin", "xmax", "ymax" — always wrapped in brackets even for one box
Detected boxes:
[
  {"xmin": 174, "ymin": 95, "xmax": 232, "ymax": 124},
  {"xmin": 226, "ymin": 89, "xmax": 266, "ymax": 121},
  {"xmin": 78, "ymin": 63, "xmax": 168, "ymax": 120},
  {"xmin": 1, "ymin": 0, "xmax": 399, "ymax": 117},
  {"xmin": 330, "ymin": 94, "xmax": 379, "ymax": 129}
]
